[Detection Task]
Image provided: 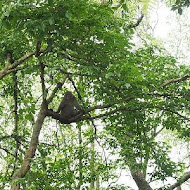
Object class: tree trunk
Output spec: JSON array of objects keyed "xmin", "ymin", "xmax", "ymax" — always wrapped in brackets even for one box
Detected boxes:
[
  {"xmin": 11, "ymin": 104, "xmax": 47, "ymax": 190},
  {"xmin": 77, "ymin": 125, "xmax": 83, "ymax": 190},
  {"xmin": 96, "ymin": 175, "xmax": 100, "ymax": 189},
  {"xmin": 130, "ymin": 169, "xmax": 153, "ymax": 190},
  {"xmin": 90, "ymin": 141, "xmax": 95, "ymax": 189}
]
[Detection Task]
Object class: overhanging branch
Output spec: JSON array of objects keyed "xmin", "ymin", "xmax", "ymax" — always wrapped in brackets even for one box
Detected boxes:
[
  {"xmin": 160, "ymin": 107, "xmax": 190, "ymax": 121},
  {"xmin": 169, "ymin": 171, "xmax": 190, "ymax": 190},
  {"xmin": 162, "ymin": 75, "xmax": 190, "ymax": 88},
  {"xmin": 0, "ymin": 49, "xmax": 49, "ymax": 80}
]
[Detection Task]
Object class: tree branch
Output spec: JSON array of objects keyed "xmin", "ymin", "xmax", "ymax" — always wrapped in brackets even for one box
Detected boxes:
[
  {"xmin": 40, "ymin": 62, "xmax": 47, "ymax": 101},
  {"xmin": 46, "ymin": 109, "xmax": 72, "ymax": 124},
  {"xmin": 127, "ymin": 13, "xmax": 144, "ymax": 29},
  {"xmin": 47, "ymin": 74, "xmax": 69, "ymax": 104},
  {"xmin": 162, "ymin": 75, "xmax": 190, "ymax": 88},
  {"xmin": 84, "ymin": 97, "xmax": 133, "ymax": 113},
  {"xmin": 69, "ymin": 106, "xmax": 141, "ymax": 123},
  {"xmin": 0, "ymin": 47, "xmax": 50, "ymax": 80},
  {"xmin": 169, "ymin": 171, "xmax": 190, "ymax": 190},
  {"xmin": 0, "ymin": 146, "xmax": 16, "ymax": 157},
  {"xmin": 160, "ymin": 107, "xmax": 190, "ymax": 121},
  {"xmin": 46, "ymin": 105, "xmax": 139, "ymax": 124},
  {"xmin": 11, "ymin": 103, "xmax": 47, "ymax": 190}
]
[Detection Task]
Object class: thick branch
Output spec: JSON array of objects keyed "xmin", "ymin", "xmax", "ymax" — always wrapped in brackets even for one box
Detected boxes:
[
  {"xmin": 46, "ymin": 109, "xmax": 72, "ymax": 124},
  {"xmin": 0, "ymin": 52, "xmax": 35, "ymax": 80},
  {"xmin": 11, "ymin": 104, "xmax": 47, "ymax": 190},
  {"xmin": 169, "ymin": 171, "xmax": 190, "ymax": 190},
  {"xmin": 0, "ymin": 47, "xmax": 50, "ymax": 80},
  {"xmin": 35, "ymin": 40, "xmax": 41, "ymax": 57},
  {"xmin": 162, "ymin": 75, "xmax": 190, "ymax": 88},
  {"xmin": 12, "ymin": 53, "xmax": 20, "ymax": 177},
  {"xmin": 69, "ymin": 106, "xmax": 140, "ymax": 123}
]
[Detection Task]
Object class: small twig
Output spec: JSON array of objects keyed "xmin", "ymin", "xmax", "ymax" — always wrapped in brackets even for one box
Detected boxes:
[
  {"xmin": 47, "ymin": 74, "xmax": 69, "ymax": 104},
  {"xmin": 160, "ymin": 107, "xmax": 190, "ymax": 121},
  {"xmin": 0, "ymin": 146, "xmax": 16, "ymax": 157},
  {"xmin": 68, "ymin": 76, "xmax": 82, "ymax": 100}
]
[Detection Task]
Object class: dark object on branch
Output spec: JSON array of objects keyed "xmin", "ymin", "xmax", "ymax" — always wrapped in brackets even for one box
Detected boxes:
[
  {"xmin": 47, "ymin": 108, "xmax": 83, "ymax": 124},
  {"xmin": 56, "ymin": 91, "xmax": 84, "ymax": 123}
]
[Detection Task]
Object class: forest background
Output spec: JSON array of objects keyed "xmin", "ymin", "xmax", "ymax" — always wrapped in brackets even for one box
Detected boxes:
[{"xmin": 0, "ymin": 0, "xmax": 189, "ymax": 190}]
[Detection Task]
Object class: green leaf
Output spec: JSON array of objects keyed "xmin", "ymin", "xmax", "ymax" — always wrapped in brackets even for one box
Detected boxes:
[
  {"xmin": 125, "ymin": 83, "xmax": 131, "ymax": 89},
  {"xmin": 48, "ymin": 0, "xmax": 53, "ymax": 6},
  {"xmin": 65, "ymin": 11, "xmax": 73, "ymax": 20},
  {"xmin": 178, "ymin": 7, "xmax": 183, "ymax": 15},
  {"xmin": 48, "ymin": 17, "xmax": 54, "ymax": 25}
]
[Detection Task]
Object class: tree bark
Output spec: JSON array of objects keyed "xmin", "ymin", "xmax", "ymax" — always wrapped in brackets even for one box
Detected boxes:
[
  {"xmin": 131, "ymin": 170, "xmax": 153, "ymax": 190},
  {"xmin": 77, "ymin": 125, "xmax": 83, "ymax": 190},
  {"xmin": 90, "ymin": 141, "xmax": 95, "ymax": 189},
  {"xmin": 11, "ymin": 104, "xmax": 47, "ymax": 190},
  {"xmin": 169, "ymin": 171, "xmax": 190, "ymax": 190}
]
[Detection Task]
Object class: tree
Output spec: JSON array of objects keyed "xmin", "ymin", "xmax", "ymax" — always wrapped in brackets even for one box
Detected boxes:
[{"xmin": 0, "ymin": 0, "xmax": 189, "ymax": 189}]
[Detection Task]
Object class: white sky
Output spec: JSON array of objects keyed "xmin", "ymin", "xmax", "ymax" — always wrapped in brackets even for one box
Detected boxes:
[{"xmin": 149, "ymin": 2, "xmax": 190, "ymax": 66}]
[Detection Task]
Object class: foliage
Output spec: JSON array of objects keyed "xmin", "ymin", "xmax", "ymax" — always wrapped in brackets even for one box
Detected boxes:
[
  {"xmin": 171, "ymin": 0, "xmax": 190, "ymax": 14},
  {"xmin": 0, "ymin": 0, "xmax": 189, "ymax": 189}
]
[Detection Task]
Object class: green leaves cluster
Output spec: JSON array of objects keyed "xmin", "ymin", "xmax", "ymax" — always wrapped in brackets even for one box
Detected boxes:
[{"xmin": 0, "ymin": 0, "xmax": 189, "ymax": 189}]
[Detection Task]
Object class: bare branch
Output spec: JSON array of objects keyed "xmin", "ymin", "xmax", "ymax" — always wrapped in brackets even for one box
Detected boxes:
[
  {"xmin": 46, "ymin": 105, "xmax": 139, "ymax": 124},
  {"xmin": 10, "ymin": 52, "xmax": 36, "ymax": 70},
  {"xmin": 0, "ymin": 52, "xmax": 35, "ymax": 80},
  {"xmin": 40, "ymin": 62, "xmax": 47, "ymax": 101},
  {"xmin": 35, "ymin": 40, "xmax": 41, "ymax": 57},
  {"xmin": 153, "ymin": 127, "xmax": 165, "ymax": 138},
  {"xmin": 11, "ymin": 104, "xmax": 47, "ymax": 189},
  {"xmin": 68, "ymin": 76, "xmax": 82, "ymax": 100}
]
